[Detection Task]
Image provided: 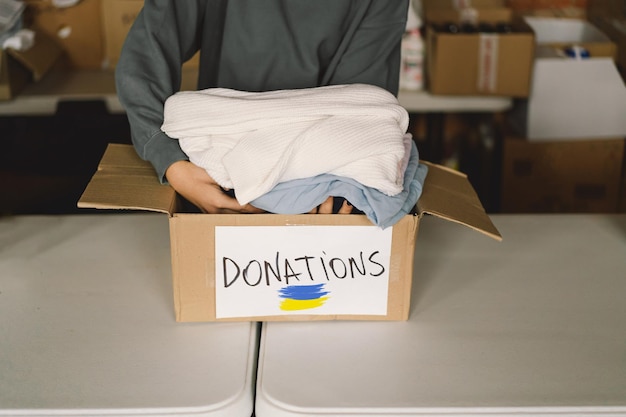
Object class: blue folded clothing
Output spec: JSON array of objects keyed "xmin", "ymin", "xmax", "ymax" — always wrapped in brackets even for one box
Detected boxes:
[{"xmin": 249, "ymin": 141, "xmax": 428, "ymax": 229}]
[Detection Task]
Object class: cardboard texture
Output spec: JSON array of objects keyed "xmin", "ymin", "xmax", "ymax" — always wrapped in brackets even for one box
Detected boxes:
[
  {"xmin": 78, "ymin": 144, "xmax": 501, "ymax": 322},
  {"xmin": 507, "ymin": 0, "xmax": 587, "ymax": 8},
  {"xmin": 0, "ymin": 51, "xmax": 29, "ymax": 101},
  {"xmin": 423, "ymin": 0, "xmax": 505, "ymax": 16},
  {"xmin": 501, "ymin": 135, "xmax": 625, "ymax": 213},
  {"xmin": 77, "ymin": 143, "xmax": 178, "ymax": 213},
  {"xmin": 507, "ymin": 0, "xmax": 587, "ymax": 18},
  {"xmin": 621, "ymin": 154, "xmax": 626, "ymax": 213},
  {"xmin": 0, "ymin": 30, "xmax": 62, "ymax": 100},
  {"xmin": 23, "ymin": 0, "xmax": 104, "ymax": 69},
  {"xmin": 101, "ymin": 0, "xmax": 199, "ymax": 69},
  {"xmin": 424, "ymin": 1, "xmax": 535, "ymax": 97},
  {"xmin": 426, "ymin": 8, "xmax": 513, "ymax": 23},
  {"xmin": 587, "ymin": 0, "xmax": 624, "ymax": 19},
  {"xmin": 509, "ymin": 17, "xmax": 626, "ymax": 140},
  {"xmin": 587, "ymin": 1, "xmax": 626, "ymax": 79}
]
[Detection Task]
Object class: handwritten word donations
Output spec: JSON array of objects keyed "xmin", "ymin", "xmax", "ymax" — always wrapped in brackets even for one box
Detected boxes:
[{"xmin": 222, "ymin": 250, "xmax": 385, "ymax": 288}]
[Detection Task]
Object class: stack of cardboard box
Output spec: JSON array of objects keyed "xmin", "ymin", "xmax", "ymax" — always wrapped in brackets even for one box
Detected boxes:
[
  {"xmin": 0, "ymin": 0, "xmax": 197, "ymax": 101},
  {"xmin": 22, "ymin": 0, "xmax": 104, "ymax": 70},
  {"xmin": 587, "ymin": 0, "xmax": 626, "ymax": 79},
  {"xmin": 0, "ymin": 29, "xmax": 61, "ymax": 100},
  {"xmin": 507, "ymin": 0, "xmax": 587, "ymax": 18},
  {"xmin": 585, "ymin": 0, "xmax": 626, "ymax": 212},
  {"xmin": 422, "ymin": 0, "xmax": 536, "ymax": 97},
  {"xmin": 100, "ymin": 0, "xmax": 198, "ymax": 69},
  {"xmin": 0, "ymin": 0, "xmax": 63, "ymax": 100},
  {"xmin": 503, "ymin": 14, "xmax": 626, "ymax": 213},
  {"xmin": 22, "ymin": 0, "xmax": 199, "ymax": 70}
]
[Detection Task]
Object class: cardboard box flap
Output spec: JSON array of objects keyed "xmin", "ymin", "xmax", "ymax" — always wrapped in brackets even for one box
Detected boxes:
[
  {"xmin": 78, "ymin": 143, "xmax": 178, "ymax": 214},
  {"xmin": 6, "ymin": 31, "xmax": 62, "ymax": 81},
  {"xmin": 417, "ymin": 162, "xmax": 502, "ymax": 241},
  {"xmin": 79, "ymin": 145, "xmax": 501, "ymax": 241}
]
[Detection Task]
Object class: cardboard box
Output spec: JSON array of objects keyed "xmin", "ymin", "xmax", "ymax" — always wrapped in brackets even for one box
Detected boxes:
[
  {"xmin": 501, "ymin": 135, "xmax": 625, "ymax": 213},
  {"xmin": 506, "ymin": 0, "xmax": 587, "ymax": 18},
  {"xmin": 23, "ymin": 0, "xmax": 105, "ymax": 69},
  {"xmin": 586, "ymin": 1, "xmax": 626, "ymax": 80},
  {"xmin": 78, "ymin": 144, "xmax": 501, "ymax": 322},
  {"xmin": 509, "ymin": 17, "xmax": 626, "ymax": 141},
  {"xmin": 0, "ymin": 30, "xmax": 62, "ymax": 100},
  {"xmin": 586, "ymin": 0, "xmax": 624, "ymax": 20},
  {"xmin": 423, "ymin": 0, "xmax": 506, "ymax": 18},
  {"xmin": 0, "ymin": 51, "xmax": 29, "ymax": 101},
  {"xmin": 425, "ymin": 2, "xmax": 535, "ymax": 96},
  {"xmin": 507, "ymin": 0, "xmax": 587, "ymax": 7},
  {"xmin": 101, "ymin": 0, "xmax": 199, "ymax": 69},
  {"xmin": 621, "ymin": 156, "xmax": 626, "ymax": 213}
]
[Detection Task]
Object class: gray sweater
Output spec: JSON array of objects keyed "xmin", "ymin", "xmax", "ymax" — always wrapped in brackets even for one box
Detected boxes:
[{"xmin": 116, "ymin": 0, "xmax": 408, "ymax": 182}]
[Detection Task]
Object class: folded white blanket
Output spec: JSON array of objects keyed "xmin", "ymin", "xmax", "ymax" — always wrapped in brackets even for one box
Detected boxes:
[{"xmin": 161, "ymin": 84, "xmax": 410, "ymax": 204}]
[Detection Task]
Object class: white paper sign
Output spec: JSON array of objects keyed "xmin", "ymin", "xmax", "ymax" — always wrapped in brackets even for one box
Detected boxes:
[{"xmin": 214, "ymin": 226, "xmax": 392, "ymax": 318}]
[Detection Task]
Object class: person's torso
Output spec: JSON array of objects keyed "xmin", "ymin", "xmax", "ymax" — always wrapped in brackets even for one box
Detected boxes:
[{"xmin": 198, "ymin": 0, "xmax": 365, "ymax": 91}]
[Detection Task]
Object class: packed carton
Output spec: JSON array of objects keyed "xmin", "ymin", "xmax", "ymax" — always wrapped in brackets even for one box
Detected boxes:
[
  {"xmin": 423, "ymin": 0, "xmax": 535, "ymax": 96},
  {"xmin": 78, "ymin": 144, "xmax": 501, "ymax": 322}
]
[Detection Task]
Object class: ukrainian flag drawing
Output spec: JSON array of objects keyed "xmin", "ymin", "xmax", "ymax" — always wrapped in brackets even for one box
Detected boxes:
[{"xmin": 278, "ymin": 284, "xmax": 330, "ymax": 311}]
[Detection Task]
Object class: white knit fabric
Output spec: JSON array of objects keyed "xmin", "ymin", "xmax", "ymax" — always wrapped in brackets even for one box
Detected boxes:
[{"xmin": 161, "ymin": 84, "xmax": 410, "ymax": 204}]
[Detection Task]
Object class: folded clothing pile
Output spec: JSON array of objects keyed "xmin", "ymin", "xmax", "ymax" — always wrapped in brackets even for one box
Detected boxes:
[{"xmin": 161, "ymin": 83, "xmax": 428, "ymax": 228}]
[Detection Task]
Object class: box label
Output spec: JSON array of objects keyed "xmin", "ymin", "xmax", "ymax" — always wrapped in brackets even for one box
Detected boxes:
[
  {"xmin": 477, "ymin": 34, "xmax": 499, "ymax": 92},
  {"xmin": 214, "ymin": 226, "xmax": 392, "ymax": 318}
]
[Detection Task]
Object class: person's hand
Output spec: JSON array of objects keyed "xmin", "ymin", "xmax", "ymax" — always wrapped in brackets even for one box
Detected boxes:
[
  {"xmin": 165, "ymin": 160, "xmax": 265, "ymax": 214},
  {"xmin": 166, "ymin": 161, "xmax": 354, "ymax": 215},
  {"xmin": 310, "ymin": 196, "xmax": 353, "ymax": 214}
]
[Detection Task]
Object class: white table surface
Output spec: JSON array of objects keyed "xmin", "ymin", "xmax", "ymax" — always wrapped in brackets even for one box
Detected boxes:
[
  {"xmin": 0, "ymin": 214, "xmax": 257, "ymax": 417},
  {"xmin": 255, "ymin": 214, "xmax": 626, "ymax": 416}
]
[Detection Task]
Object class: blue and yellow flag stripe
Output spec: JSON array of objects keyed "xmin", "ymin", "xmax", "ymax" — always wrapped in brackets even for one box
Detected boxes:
[{"xmin": 278, "ymin": 284, "xmax": 330, "ymax": 311}]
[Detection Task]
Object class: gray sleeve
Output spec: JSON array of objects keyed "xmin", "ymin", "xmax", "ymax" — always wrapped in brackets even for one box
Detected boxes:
[
  {"xmin": 115, "ymin": 0, "xmax": 205, "ymax": 183},
  {"xmin": 323, "ymin": 0, "xmax": 408, "ymax": 96}
]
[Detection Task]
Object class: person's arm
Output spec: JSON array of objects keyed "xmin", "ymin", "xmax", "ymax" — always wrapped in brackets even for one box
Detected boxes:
[
  {"xmin": 319, "ymin": 0, "xmax": 408, "ymax": 213},
  {"xmin": 322, "ymin": 0, "xmax": 408, "ymax": 96},
  {"xmin": 115, "ymin": 0, "xmax": 203, "ymax": 184},
  {"xmin": 115, "ymin": 1, "xmax": 264, "ymax": 214}
]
